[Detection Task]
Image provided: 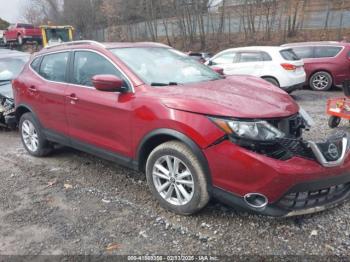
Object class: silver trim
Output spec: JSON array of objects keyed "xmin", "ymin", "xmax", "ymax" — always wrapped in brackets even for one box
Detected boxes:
[
  {"xmin": 44, "ymin": 40, "xmax": 106, "ymax": 50},
  {"xmin": 308, "ymin": 137, "xmax": 348, "ymax": 167},
  {"xmin": 29, "ymin": 49, "xmax": 135, "ymax": 93},
  {"xmin": 243, "ymin": 193, "xmax": 268, "ymax": 209}
]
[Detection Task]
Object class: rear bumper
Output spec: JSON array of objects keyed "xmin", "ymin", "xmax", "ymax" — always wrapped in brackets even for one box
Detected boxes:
[{"xmin": 205, "ymin": 139, "xmax": 350, "ymax": 216}]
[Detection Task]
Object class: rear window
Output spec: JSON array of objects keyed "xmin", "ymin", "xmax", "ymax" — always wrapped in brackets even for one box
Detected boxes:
[
  {"xmin": 292, "ymin": 47, "xmax": 314, "ymax": 59},
  {"xmin": 314, "ymin": 46, "xmax": 342, "ymax": 58},
  {"xmin": 39, "ymin": 52, "xmax": 69, "ymax": 82},
  {"xmin": 280, "ymin": 49, "xmax": 300, "ymax": 61}
]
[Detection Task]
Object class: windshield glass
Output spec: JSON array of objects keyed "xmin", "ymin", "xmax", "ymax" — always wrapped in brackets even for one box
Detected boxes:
[
  {"xmin": 111, "ymin": 47, "xmax": 222, "ymax": 85},
  {"xmin": 0, "ymin": 56, "xmax": 29, "ymax": 81},
  {"xmin": 0, "ymin": 82, "xmax": 13, "ymax": 99}
]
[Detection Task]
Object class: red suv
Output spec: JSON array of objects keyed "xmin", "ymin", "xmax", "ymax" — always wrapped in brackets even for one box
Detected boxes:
[
  {"xmin": 13, "ymin": 41, "xmax": 350, "ymax": 217},
  {"xmin": 283, "ymin": 42, "xmax": 350, "ymax": 91}
]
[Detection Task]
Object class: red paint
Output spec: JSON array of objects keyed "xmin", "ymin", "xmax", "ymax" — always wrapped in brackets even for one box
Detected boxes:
[
  {"xmin": 92, "ymin": 75, "xmax": 124, "ymax": 92},
  {"xmin": 4, "ymin": 23, "xmax": 42, "ymax": 43}
]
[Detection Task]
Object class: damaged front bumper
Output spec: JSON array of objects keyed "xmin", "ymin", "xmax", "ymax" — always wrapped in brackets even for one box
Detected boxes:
[
  {"xmin": 0, "ymin": 97, "xmax": 16, "ymax": 129},
  {"xmin": 205, "ymin": 130, "xmax": 350, "ymax": 217}
]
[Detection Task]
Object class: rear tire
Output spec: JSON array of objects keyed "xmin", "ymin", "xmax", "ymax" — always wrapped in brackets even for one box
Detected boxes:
[
  {"xmin": 328, "ymin": 116, "xmax": 341, "ymax": 128},
  {"xmin": 310, "ymin": 71, "xmax": 333, "ymax": 91},
  {"xmin": 19, "ymin": 113, "xmax": 52, "ymax": 157},
  {"xmin": 145, "ymin": 141, "xmax": 209, "ymax": 215},
  {"xmin": 262, "ymin": 77, "xmax": 280, "ymax": 87}
]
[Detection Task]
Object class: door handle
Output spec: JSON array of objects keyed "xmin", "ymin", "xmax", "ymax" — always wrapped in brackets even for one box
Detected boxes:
[
  {"xmin": 28, "ymin": 86, "xmax": 37, "ymax": 92},
  {"xmin": 67, "ymin": 94, "xmax": 79, "ymax": 101}
]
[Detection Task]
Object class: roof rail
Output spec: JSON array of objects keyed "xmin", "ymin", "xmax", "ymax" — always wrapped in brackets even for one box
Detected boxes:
[{"xmin": 44, "ymin": 40, "xmax": 105, "ymax": 50}]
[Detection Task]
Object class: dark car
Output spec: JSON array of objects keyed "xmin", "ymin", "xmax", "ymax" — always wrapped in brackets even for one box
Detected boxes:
[
  {"xmin": 188, "ymin": 52, "xmax": 212, "ymax": 63},
  {"xmin": 12, "ymin": 41, "xmax": 350, "ymax": 217},
  {"xmin": 282, "ymin": 41, "xmax": 350, "ymax": 91},
  {"xmin": 0, "ymin": 51, "xmax": 30, "ymax": 128}
]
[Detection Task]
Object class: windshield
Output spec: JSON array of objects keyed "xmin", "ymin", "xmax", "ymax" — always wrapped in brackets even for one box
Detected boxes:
[
  {"xmin": 0, "ymin": 56, "xmax": 29, "ymax": 81},
  {"xmin": 110, "ymin": 47, "xmax": 222, "ymax": 85}
]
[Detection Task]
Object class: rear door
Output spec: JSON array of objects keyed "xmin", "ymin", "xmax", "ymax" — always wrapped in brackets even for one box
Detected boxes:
[
  {"xmin": 65, "ymin": 50, "xmax": 134, "ymax": 157},
  {"xmin": 29, "ymin": 51, "xmax": 70, "ymax": 135}
]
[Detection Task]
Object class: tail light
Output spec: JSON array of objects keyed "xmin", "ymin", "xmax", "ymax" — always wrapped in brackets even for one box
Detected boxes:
[{"xmin": 281, "ymin": 63, "xmax": 297, "ymax": 71}]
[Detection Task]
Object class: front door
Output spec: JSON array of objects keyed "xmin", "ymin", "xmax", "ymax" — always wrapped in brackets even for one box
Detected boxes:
[{"xmin": 65, "ymin": 50, "xmax": 134, "ymax": 158}]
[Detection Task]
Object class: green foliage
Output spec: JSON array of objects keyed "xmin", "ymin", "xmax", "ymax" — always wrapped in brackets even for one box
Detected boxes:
[{"xmin": 0, "ymin": 18, "xmax": 10, "ymax": 30}]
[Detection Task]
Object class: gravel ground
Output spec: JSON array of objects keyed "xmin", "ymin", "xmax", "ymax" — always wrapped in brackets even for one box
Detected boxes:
[{"xmin": 0, "ymin": 89, "xmax": 350, "ymax": 257}]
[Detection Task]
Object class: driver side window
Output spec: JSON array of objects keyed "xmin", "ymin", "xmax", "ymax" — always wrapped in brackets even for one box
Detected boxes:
[{"xmin": 72, "ymin": 51, "xmax": 129, "ymax": 88}]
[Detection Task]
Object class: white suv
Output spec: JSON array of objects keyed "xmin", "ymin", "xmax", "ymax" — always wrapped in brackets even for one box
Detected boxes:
[{"xmin": 206, "ymin": 46, "xmax": 306, "ymax": 93}]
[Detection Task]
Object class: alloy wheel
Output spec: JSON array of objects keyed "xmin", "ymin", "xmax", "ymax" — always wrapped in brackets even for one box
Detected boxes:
[
  {"xmin": 152, "ymin": 155, "xmax": 194, "ymax": 206},
  {"xmin": 21, "ymin": 120, "xmax": 39, "ymax": 152},
  {"xmin": 312, "ymin": 74, "xmax": 329, "ymax": 90}
]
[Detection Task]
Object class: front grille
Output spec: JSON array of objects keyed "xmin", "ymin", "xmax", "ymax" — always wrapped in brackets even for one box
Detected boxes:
[
  {"xmin": 277, "ymin": 138, "xmax": 315, "ymax": 160},
  {"xmin": 276, "ymin": 183, "xmax": 350, "ymax": 210}
]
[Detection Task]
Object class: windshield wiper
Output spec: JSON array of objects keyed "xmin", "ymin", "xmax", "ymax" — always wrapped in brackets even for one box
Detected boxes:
[{"xmin": 151, "ymin": 82, "xmax": 178, "ymax": 87}]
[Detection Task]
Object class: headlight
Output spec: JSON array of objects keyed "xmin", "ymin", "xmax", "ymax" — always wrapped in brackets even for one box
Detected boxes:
[{"xmin": 210, "ymin": 117, "xmax": 285, "ymax": 141}]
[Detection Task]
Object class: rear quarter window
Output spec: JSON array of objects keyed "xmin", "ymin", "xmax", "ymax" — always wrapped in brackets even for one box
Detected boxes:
[
  {"xmin": 314, "ymin": 46, "xmax": 342, "ymax": 58},
  {"xmin": 280, "ymin": 49, "xmax": 300, "ymax": 61},
  {"xmin": 30, "ymin": 57, "xmax": 41, "ymax": 73}
]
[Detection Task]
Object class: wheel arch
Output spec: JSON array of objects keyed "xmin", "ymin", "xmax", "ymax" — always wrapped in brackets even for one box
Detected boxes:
[
  {"xmin": 261, "ymin": 75, "xmax": 280, "ymax": 85},
  {"xmin": 136, "ymin": 128, "xmax": 212, "ymax": 187},
  {"xmin": 15, "ymin": 104, "xmax": 38, "ymax": 123}
]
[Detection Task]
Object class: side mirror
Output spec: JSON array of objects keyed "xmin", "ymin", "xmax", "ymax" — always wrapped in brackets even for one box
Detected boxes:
[
  {"xmin": 211, "ymin": 67, "xmax": 224, "ymax": 75},
  {"xmin": 207, "ymin": 60, "xmax": 213, "ymax": 66},
  {"xmin": 92, "ymin": 75, "xmax": 126, "ymax": 92}
]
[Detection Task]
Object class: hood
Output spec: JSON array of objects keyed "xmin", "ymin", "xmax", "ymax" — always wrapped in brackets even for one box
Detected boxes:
[{"xmin": 149, "ymin": 76, "xmax": 299, "ymax": 119}]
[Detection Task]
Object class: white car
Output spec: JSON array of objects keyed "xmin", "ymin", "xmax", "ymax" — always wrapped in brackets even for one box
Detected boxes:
[{"xmin": 206, "ymin": 46, "xmax": 306, "ymax": 93}]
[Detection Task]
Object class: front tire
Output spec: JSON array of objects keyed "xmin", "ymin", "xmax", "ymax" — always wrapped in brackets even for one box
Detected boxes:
[
  {"xmin": 19, "ymin": 113, "xmax": 52, "ymax": 157},
  {"xmin": 146, "ymin": 141, "xmax": 209, "ymax": 215},
  {"xmin": 310, "ymin": 71, "xmax": 333, "ymax": 91}
]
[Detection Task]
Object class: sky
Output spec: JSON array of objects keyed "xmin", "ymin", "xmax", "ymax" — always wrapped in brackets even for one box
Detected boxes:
[{"xmin": 0, "ymin": 0, "xmax": 23, "ymax": 23}]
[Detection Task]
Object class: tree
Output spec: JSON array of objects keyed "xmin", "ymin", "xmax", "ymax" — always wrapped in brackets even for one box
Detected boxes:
[{"xmin": 0, "ymin": 18, "xmax": 10, "ymax": 30}]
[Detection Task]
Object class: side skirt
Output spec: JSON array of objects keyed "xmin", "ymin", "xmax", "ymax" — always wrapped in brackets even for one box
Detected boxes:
[{"xmin": 43, "ymin": 129, "xmax": 139, "ymax": 171}]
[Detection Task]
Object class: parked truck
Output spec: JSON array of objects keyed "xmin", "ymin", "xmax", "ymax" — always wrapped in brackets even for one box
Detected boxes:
[{"xmin": 3, "ymin": 23, "xmax": 42, "ymax": 46}]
